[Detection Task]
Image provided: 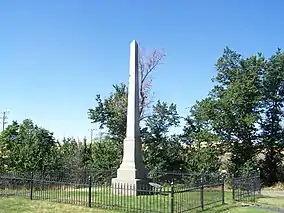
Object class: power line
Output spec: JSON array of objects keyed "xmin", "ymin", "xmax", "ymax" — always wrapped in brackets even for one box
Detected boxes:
[{"xmin": 0, "ymin": 110, "xmax": 9, "ymax": 131}]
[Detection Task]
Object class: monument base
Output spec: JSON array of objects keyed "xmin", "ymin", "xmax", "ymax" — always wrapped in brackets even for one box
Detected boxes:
[
  {"xmin": 111, "ymin": 177, "xmax": 150, "ymax": 196},
  {"xmin": 111, "ymin": 165, "xmax": 149, "ymax": 196}
]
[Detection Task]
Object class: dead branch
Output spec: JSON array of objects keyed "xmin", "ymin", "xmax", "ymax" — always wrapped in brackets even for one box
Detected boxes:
[{"xmin": 138, "ymin": 46, "xmax": 166, "ymax": 120}]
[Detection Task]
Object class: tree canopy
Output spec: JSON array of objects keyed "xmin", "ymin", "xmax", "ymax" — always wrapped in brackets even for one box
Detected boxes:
[{"xmin": 1, "ymin": 46, "xmax": 284, "ymax": 186}]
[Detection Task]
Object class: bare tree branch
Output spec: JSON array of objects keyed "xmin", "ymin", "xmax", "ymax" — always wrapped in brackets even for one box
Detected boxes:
[{"xmin": 138, "ymin": 45, "xmax": 166, "ymax": 121}]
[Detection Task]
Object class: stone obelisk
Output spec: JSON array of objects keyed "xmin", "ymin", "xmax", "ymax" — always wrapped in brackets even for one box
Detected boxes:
[{"xmin": 111, "ymin": 40, "xmax": 148, "ymax": 195}]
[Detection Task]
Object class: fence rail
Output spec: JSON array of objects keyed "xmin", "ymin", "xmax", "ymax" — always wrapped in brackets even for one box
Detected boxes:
[
  {"xmin": 0, "ymin": 171, "xmax": 225, "ymax": 213},
  {"xmin": 232, "ymin": 170, "xmax": 261, "ymax": 202}
]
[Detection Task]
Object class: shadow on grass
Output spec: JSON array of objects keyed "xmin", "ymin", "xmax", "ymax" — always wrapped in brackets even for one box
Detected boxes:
[
  {"xmin": 198, "ymin": 195, "xmax": 282, "ymax": 213},
  {"xmin": 201, "ymin": 203, "xmax": 277, "ymax": 213},
  {"xmin": 205, "ymin": 195, "xmax": 284, "ymax": 213}
]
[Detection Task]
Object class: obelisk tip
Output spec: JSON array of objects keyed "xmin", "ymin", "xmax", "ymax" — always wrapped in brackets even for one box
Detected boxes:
[{"xmin": 131, "ymin": 40, "xmax": 138, "ymax": 46}]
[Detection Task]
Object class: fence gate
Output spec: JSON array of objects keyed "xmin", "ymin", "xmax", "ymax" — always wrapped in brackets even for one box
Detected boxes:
[{"xmin": 232, "ymin": 171, "xmax": 261, "ymax": 202}]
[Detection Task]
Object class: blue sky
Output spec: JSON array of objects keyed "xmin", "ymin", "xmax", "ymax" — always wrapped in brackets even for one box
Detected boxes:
[{"xmin": 1, "ymin": 1, "xmax": 283, "ymax": 140}]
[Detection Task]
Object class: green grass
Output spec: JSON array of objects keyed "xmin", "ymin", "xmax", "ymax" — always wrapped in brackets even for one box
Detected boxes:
[
  {"xmin": 0, "ymin": 187, "xmax": 223, "ymax": 212},
  {"xmin": 253, "ymin": 196, "xmax": 284, "ymax": 208},
  {"xmin": 0, "ymin": 187, "xmax": 283, "ymax": 213},
  {"xmin": 0, "ymin": 197, "xmax": 119, "ymax": 213},
  {"xmin": 0, "ymin": 196, "xmax": 280, "ymax": 213}
]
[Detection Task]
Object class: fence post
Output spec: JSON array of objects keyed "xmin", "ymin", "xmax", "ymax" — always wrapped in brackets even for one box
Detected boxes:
[
  {"xmin": 30, "ymin": 171, "xmax": 33, "ymax": 200},
  {"xmin": 88, "ymin": 176, "xmax": 92, "ymax": 208},
  {"xmin": 253, "ymin": 175, "xmax": 256, "ymax": 202},
  {"xmin": 200, "ymin": 173, "xmax": 204, "ymax": 211},
  {"xmin": 221, "ymin": 175, "xmax": 225, "ymax": 204},
  {"xmin": 257, "ymin": 168, "xmax": 261, "ymax": 195},
  {"xmin": 232, "ymin": 175, "xmax": 235, "ymax": 201},
  {"xmin": 252, "ymin": 169, "xmax": 260, "ymax": 202},
  {"xmin": 170, "ymin": 180, "xmax": 174, "ymax": 213}
]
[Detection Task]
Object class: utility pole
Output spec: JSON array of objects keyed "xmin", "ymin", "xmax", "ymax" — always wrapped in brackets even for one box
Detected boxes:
[
  {"xmin": 0, "ymin": 110, "xmax": 9, "ymax": 131},
  {"xmin": 88, "ymin": 128, "xmax": 96, "ymax": 144}
]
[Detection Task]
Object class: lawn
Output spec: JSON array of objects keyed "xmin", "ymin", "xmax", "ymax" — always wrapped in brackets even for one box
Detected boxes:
[
  {"xmin": 0, "ymin": 196, "xmax": 281, "ymax": 213},
  {"xmin": 253, "ymin": 196, "xmax": 284, "ymax": 208},
  {"xmin": 0, "ymin": 197, "xmax": 119, "ymax": 213},
  {"xmin": 1, "ymin": 184, "xmax": 283, "ymax": 212},
  {"xmin": 0, "ymin": 186, "xmax": 223, "ymax": 212}
]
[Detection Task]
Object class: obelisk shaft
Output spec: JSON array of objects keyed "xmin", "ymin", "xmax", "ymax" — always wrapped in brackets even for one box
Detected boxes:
[
  {"xmin": 112, "ymin": 40, "xmax": 148, "ymax": 193},
  {"xmin": 126, "ymin": 40, "xmax": 140, "ymax": 139},
  {"xmin": 120, "ymin": 40, "xmax": 144, "ymax": 169}
]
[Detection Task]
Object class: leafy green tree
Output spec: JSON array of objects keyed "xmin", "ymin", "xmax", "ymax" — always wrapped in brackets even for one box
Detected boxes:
[
  {"xmin": 0, "ymin": 119, "xmax": 58, "ymax": 174},
  {"xmin": 82, "ymin": 137, "xmax": 92, "ymax": 170},
  {"xmin": 186, "ymin": 48, "xmax": 265, "ymax": 175},
  {"xmin": 260, "ymin": 49, "xmax": 284, "ymax": 185},
  {"xmin": 143, "ymin": 101, "xmax": 182, "ymax": 175},
  {"xmin": 58, "ymin": 137, "xmax": 85, "ymax": 175},
  {"xmin": 0, "ymin": 121, "xmax": 19, "ymax": 172},
  {"xmin": 182, "ymin": 105, "xmax": 223, "ymax": 173},
  {"xmin": 88, "ymin": 138, "xmax": 122, "ymax": 183},
  {"xmin": 90, "ymin": 139, "xmax": 122, "ymax": 171},
  {"xmin": 213, "ymin": 48, "xmax": 265, "ymax": 174},
  {"xmin": 88, "ymin": 83, "xmax": 128, "ymax": 142}
]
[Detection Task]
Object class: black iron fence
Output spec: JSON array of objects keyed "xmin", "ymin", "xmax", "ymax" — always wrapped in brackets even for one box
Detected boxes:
[
  {"xmin": 0, "ymin": 171, "xmax": 225, "ymax": 213},
  {"xmin": 232, "ymin": 170, "xmax": 261, "ymax": 202}
]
